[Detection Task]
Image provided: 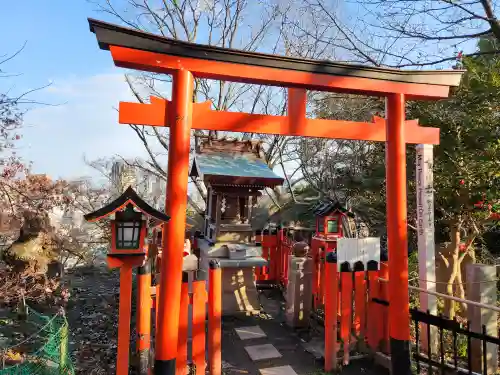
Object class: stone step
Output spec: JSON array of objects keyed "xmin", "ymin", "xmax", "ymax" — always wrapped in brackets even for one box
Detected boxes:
[
  {"xmin": 244, "ymin": 343, "xmax": 282, "ymax": 361},
  {"xmin": 259, "ymin": 365, "xmax": 298, "ymax": 375},
  {"xmin": 234, "ymin": 325, "xmax": 267, "ymax": 340}
]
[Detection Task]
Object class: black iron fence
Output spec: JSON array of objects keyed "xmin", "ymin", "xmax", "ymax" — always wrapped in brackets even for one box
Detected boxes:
[
  {"xmin": 412, "ymin": 309, "xmax": 500, "ymax": 375},
  {"xmin": 373, "ymin": 298, "xmax": 500, "ymax": 374}
]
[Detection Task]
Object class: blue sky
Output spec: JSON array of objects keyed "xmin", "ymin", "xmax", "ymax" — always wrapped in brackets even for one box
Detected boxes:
[
  {"xmin": 0, "ymin": 1, "xmax": 483, "ymax": 182},
  {"xmin": 1, "ymin": 1, "xmax": 151, "ymax": 181}
]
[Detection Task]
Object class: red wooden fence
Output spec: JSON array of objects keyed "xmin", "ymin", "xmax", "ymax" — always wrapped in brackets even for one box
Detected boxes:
[
  {"xmin": 152, "ymin": 266, "xmax": 222, "ymax": 375},
  {"xmin": 255, "ymin": 228, "xmax": 390, "ymax": 371}
]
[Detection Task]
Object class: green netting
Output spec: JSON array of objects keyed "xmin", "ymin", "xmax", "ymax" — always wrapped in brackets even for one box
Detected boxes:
[{"xmin": 0, "ymin": 306, "xmax": 75, "ymax": 375}]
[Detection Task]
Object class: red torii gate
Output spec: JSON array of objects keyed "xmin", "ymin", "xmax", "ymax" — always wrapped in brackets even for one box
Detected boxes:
[{"xmin": 88, "ymin": 18, "xmax": 464, "ymax": 375}]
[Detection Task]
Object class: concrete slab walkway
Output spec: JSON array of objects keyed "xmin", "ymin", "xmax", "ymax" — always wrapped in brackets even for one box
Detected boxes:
[{"xmin": 220, "ymin": 289, "xmax": 389, "ymax": 375}]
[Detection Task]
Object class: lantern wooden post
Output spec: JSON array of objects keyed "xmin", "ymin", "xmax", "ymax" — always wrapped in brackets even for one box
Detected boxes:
[
  {"xmin": 117, "ymin": 263, "xmax": 134, "ymax": 375},
  {"xmin": 106, "ymin": 256, "xmax": 146, "ymax": 375},
  {"xmin": 83, "ymin": 187, "xmax": 170, "ymax": 375},
  {"xmin": 155, "ymin": 69, "xmax": 194, "ymax": 375},
  {"xmin": 136, "ymin": 258, "xmax": 152, "ymax": 375},
  {"xmin": 386, "ymin": 93, "xmax": 411, "ymax": 374}
]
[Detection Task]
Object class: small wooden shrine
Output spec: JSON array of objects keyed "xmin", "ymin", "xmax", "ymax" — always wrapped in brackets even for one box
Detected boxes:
[
  {"xmin": 313, "ymin": 200, "xmax": 356, "ymax": 240},
  {"xmin": 190, "ymin": 138, "xmax": 284, "ymax": 315},
  {"xmin": 190, "ymin": 138, "xmax": 283, "ymax": 244},
  {"xmin": 311, "ymin": 200, "xmax": 356, "ymax": 253}
]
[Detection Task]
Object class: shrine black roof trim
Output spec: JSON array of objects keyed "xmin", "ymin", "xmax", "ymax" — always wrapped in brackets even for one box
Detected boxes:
[{"xmin": 84, "ymin": 186, "xmax": 170, "ymax": 223}]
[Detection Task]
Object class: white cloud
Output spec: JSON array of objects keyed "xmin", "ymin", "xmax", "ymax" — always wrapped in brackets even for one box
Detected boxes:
[{"xmin": 20, "ymin": 73, "xmax": 167, "ymax": 180}]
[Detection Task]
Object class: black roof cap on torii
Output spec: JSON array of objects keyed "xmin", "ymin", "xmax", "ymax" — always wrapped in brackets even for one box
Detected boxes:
[
  {"xmin": 87, "ymin": 18, "xmax": 463, "ymax": 89},
  {"xmin": 84, "ymin": 186, "xmax": 170, "ymax": 223}
]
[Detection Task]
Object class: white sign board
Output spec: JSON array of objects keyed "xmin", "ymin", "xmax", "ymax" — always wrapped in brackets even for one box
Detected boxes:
[
  {"xmin": 416, "ymin": 144, "xmax": 437, "ymax": 349},
  {"xmin": 337, "ymin": 237, "xmax": 381, "ymax": 271},
  {"xmin": 364, "ymin": 237, "xmax": 381, "ymax": 269}
]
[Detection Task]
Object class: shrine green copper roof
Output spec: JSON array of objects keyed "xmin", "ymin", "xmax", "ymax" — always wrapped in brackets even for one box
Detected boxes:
[{"xmin": 190, "ymin": 153, "xmax": 283, "ymax": 184}]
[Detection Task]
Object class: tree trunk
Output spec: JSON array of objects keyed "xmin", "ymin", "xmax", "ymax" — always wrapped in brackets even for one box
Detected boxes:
[
  {"xmin": 444, "ymin": 249, "xmax": 460, "ymax": 319},
  {"xmin": 455, "ymin": 260, "xmax": 468, "ymax": 312},
  {"xmin": 444, "ymin": 225, "xmax": 461, "ymax": 319},
  {"xmin": 443, "ymin": 224, "xmax": 477, "ymax": 318}
]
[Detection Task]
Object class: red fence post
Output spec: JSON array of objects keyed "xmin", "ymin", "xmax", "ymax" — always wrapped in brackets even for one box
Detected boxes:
[
  {"xmin": 340, "ymin": 263, "xmax": 353, "ymax": 365},
  {"xmin": 192, "ymin": 271, "xmax": 207, "ymax": 375},
  {"xmin": 353, "ymin": 269, "xmax": 366, "ymax": 341},
  {"xmin": 319, "ymin": 248, "xmax": 326, "ymax": 308},
  {"xmin": 379, "ymin": 257, "xmax": 390, "ymax": 354},
  {"xmin": 254, "ymin": 230, "xmax": 263, "ymax": 281},
  {"xmin": 276, "ymin": 227, "xmax": 284, "ymax": 284},
  {"xmin": 283, "ymin": 237, "xmax": 290, "ymax": 287},
  {"xmin": 155, "ymin": 254, "xmax": 161, "ymax": 338},
  {"xmin": 268, "ymin": 229, "xmax": 275, "ymax": 281},
  {"xmin": 262, "ymin": 229, "xmax": 270, "ymax": 281},
  {"xmin": 176, "ymin": 273, "xmax": 189, "ymax": 375},
  {"xmin": 324, "ymin": 252, "xmax": 339, "ymax": 372},
  {"xmin": 367, "ymin": 266, "xmax": 381, "ymax": 351},
  {"xmin": 208, "ymin": 260, "xmax": 222, "ymax": 375},
  {"xmin": 311, "ymin": 239, "xmax": 319, "ymax": 310},
  {"xmin": 281, "ymin": 227, "xmax": 292, "ymax": 286},
  {"xmin": 271, "ymin": 227, "xmax": 283, "ymax": 285}
]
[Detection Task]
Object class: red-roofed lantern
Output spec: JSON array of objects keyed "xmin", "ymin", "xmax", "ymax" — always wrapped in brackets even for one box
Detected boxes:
[
  {"xmin": 84, "ymin": 186, "xmax": 169, "ymax": 375},
  {"xmin": 311, "ymin": 201, "xmax": 355, "ymax": 308},
  {"xmin": 85, "ymin": 186, "xmax": 170, "ymax": 261}
]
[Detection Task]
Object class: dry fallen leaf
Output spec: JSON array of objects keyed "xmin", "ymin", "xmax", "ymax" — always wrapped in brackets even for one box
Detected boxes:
[{"xmin": 5, "ymin": 349, "xmax": 23, "ymax": 362}]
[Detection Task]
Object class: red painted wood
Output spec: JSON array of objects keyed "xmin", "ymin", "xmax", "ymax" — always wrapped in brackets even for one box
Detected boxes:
[{"xmin": 110, "ymin": 46, "xmax": 451, "ymax": 99}]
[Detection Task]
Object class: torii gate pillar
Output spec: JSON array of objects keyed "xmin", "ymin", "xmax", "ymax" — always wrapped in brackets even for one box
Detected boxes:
[
  {"xmin": 386, "ymin": 93, "xmax": 411, "ymax": 374},
  {"xmin": 155, "ymin": 69, "xmax": 194, "ymax": 374}
]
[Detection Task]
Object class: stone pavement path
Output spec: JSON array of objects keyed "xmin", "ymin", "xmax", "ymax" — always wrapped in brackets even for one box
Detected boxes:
[
  {"xmin": 221, "ymin": 290, "xmax": 389, "ymax": 375},
  {"xmin": 64, "ymin": 265, "xmax": 388, "ymax": 375}
]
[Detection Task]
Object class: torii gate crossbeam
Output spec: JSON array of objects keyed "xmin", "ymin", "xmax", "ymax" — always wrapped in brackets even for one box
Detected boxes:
[
  {"xmin": 88, "ymin": 17, "xmax": 464, "ymax": 375},
  {"xmin": 118, "ymin": 93, "xmax": 440, "ymax": 145}
]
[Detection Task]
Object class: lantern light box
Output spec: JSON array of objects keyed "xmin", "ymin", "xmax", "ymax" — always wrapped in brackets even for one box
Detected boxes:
[{"xmin": 84, "ymin": 186, "xmax": 170, "ymax": 258}]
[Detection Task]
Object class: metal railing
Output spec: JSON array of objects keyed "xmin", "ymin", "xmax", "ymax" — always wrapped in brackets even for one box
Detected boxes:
[
  {"xmin": 412, "ymin": 309, "xmax": 499, "ymax": 375},
  {"xmin": 375, "ymin": 281, "xmax": 500, "ymax": 374},
  {"xmin": 379, "ymin": 277, "xmax": 500, "ymax": 313}
]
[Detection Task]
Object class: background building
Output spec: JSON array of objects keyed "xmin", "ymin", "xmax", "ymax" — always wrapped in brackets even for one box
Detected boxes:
[{"xmin": 110, "ymin": 160, "xmax": 166, "ymax": 210}]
